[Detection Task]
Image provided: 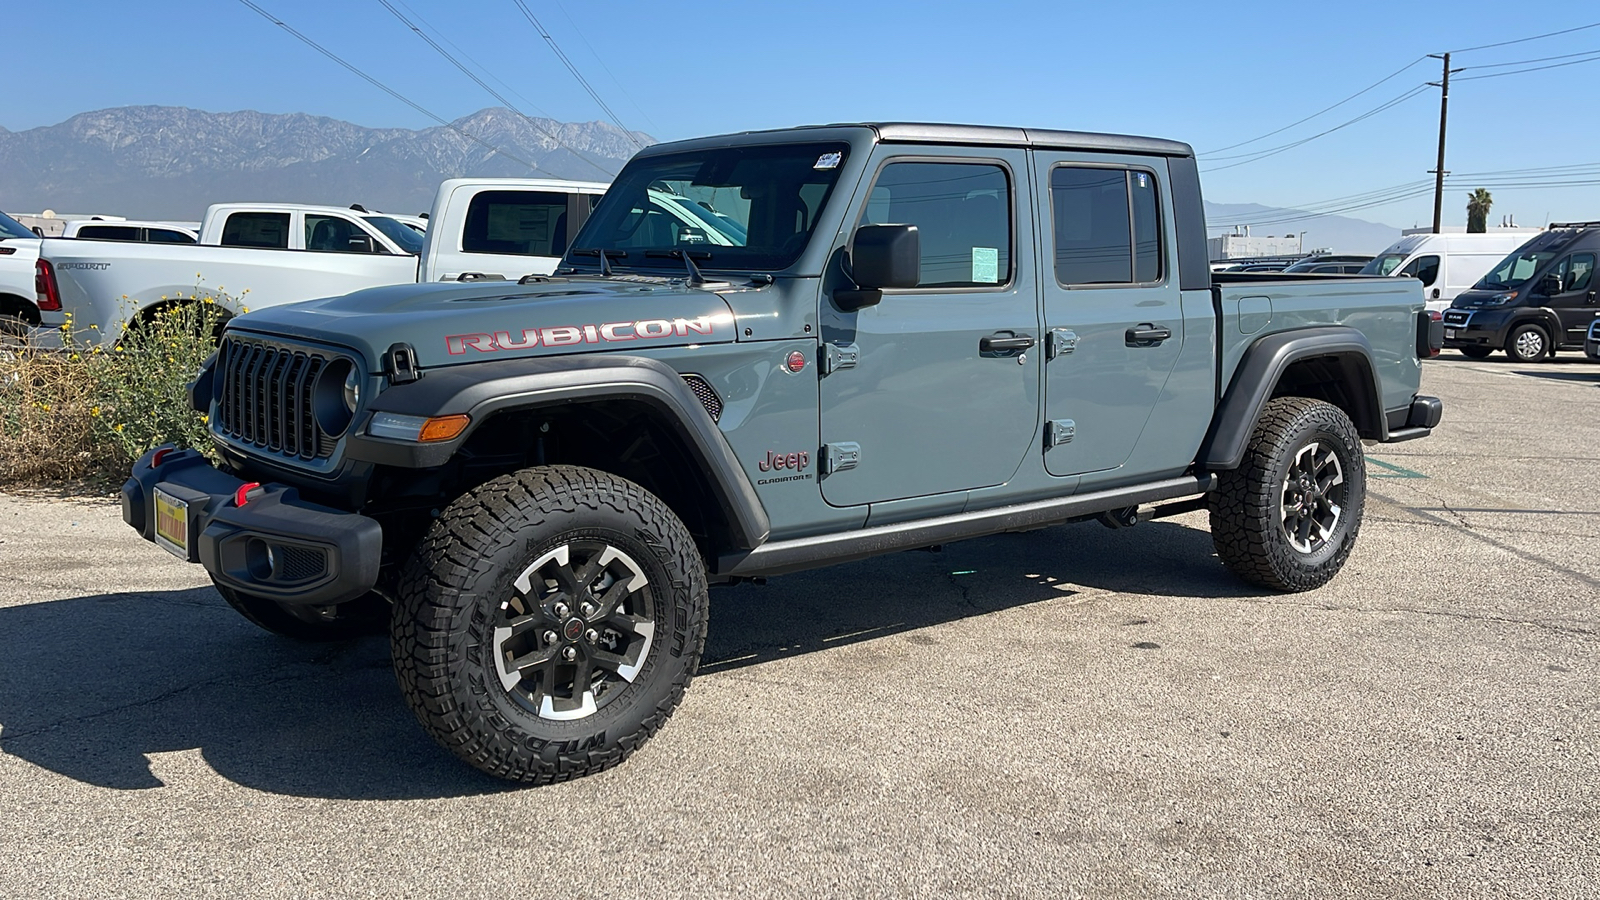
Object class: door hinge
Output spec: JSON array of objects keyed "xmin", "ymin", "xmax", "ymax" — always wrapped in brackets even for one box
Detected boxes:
[
  {"xmin": 1045, "ymin": 419, "xmax": 1076, "ymax": 448},
  {"xmin": 821, "ymin": 342, "xmax": 860, "ymax": 375},
  {"xmin": 1047, "ymin": 328, "xmax": 1078, "ymax": 359},
  {"xmin": 822, "ymin": 441, "xmax": 861, "ymax": 474}
]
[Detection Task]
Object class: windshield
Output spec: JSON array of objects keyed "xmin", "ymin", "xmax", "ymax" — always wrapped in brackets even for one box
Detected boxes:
[
  {"xmin": 570, "ymin": 142, "xmax": 849, "ymax": 271},
  {"xmin": 362, "ymin": 216, "xmax": 425, "ymax": 254},
  {"xmin": 0, "ymin": 211, "xmax": 35, "ymax": 240},
  {"xmin": 1475, "ymin": 247, "xmax": 1558, "ymax": 290},
  {"xmin": 1360, "ymin": 253, "xmax": 1409, "ymax": 276}
]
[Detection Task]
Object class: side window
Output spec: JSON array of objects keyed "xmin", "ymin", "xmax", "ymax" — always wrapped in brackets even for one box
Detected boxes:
[
  {"xmin": 78, "ymin": 225, "xmax": 140, "ymax": 241},
  {"xmin": 1565, "ymin": 253, "xmax": 1595, "ymax": 292},
  {"xmin": 462, "ymin": 191, "xmax": 570, "ymax": 257},
  {"xmin": 864, "ymin": 161, "xmax": 1011, "ymax": 289},
  {"xmin": 220, "ymin": 212, "xmax": 290, "ymax": 249},
  {"xmin": 1050, "ymin": 167, "xmax": 1162, "ymax": 285},
  {"xmin": 1401, "ymin": 255, "xmax": 1440, "ymax": 286},
  {"xmin": 305, "ymin": 214, "xmax": 371, "ymax": 253},
  {"xmin": 147, "ymin": 229, "xmax": 196, "ymax": 244}
]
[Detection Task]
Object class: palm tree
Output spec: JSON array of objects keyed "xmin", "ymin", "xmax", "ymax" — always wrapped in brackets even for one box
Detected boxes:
[{"xmin": 1466, "ymin": 188, "xmax": 1493, "ymax": 233}]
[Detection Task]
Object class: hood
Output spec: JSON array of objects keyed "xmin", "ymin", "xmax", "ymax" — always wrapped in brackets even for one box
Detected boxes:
[
  {"xmin": 228, "ymin": 277, "xmax": 739, "ymax": 369},
  {"xmin": 1451, "ymin": 288, "xmax": 1517, "ymax": 309}
]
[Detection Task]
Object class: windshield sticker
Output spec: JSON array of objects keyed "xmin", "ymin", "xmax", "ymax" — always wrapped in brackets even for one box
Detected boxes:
[
  {"xmin": 971, "ymin": 247, "xmax": 999, "ymax": 284},
  {"xmin": 813, "ymin": 151, "xmax": 843, "ymax": 170}
]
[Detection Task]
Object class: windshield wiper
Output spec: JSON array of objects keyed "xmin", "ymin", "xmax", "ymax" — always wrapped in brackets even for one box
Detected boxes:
[
  {"xmin": 645, "ymin": 249, "xmax": 711, "ymax": 286},
  {"xmin": 570, "ymin": 248, "xmax": 628, "ymax": 276}
]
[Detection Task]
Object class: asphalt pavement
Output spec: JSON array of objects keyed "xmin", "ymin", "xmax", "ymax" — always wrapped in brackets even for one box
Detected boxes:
[{"xmin": 1, "ymin": 354, "xmax": 1596, "ymax": 899}]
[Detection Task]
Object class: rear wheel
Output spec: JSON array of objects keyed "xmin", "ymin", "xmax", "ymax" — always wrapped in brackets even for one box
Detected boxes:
[
  {"xmin": 391, "ymin": 465, "xmax": 708, "ymax": 784},
  {"xmin": 1505, "ymin": 323, "xmax": 1549, "ymax": 363},
  {"xmin": 1210, "ymin": 397, "xmax": 1366, "ymax": 592},
  {"xmin": 213, "ymin": 581, "xmax": 390, "ymax": 641},
  {"xmin": 1458, "ymin": 346, "xmax": 1494, "ymax": 360}
]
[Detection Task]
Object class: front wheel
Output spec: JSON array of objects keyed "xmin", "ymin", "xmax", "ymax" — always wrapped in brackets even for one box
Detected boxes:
[
  {"xmin": 391, "ymin": 465, "xmax": 708, "ymax": 784},
  {"xmin": 1505, "ymin": 323, "xmax": 1549, "ymax": 363},
  {"xmin": 1209, "ymin": 397, "xmax": 1367, "ymax": 592}
]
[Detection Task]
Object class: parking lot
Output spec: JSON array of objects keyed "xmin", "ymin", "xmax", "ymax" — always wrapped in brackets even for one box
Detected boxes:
[{"xmin": 0, "ymin": 354, "xmax": 1596, "ymax": 899}]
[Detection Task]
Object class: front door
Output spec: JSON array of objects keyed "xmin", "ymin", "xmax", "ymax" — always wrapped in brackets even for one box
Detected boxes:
[
  {"xmin": 818, "ymin": 149, "xmax": 1040, "ymax": 507},
  {"xmin": 1033, "ymin": 153, "xmax": 1184, "ymax": 478},
  {"xmin": 1546, "ymin": 251, "xmax": 1598, "ymax": 344}
]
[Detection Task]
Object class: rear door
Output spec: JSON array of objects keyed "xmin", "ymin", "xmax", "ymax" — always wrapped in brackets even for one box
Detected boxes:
[
  {"xmin": 818, "ymin": 148, "xmax": 1040, "ymax": 506},
  {"xmin": 1034, "ymin": 153, "xmax": 1184, "ymax": 478}
]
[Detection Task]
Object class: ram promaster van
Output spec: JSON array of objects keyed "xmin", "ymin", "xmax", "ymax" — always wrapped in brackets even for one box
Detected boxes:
[
  {"xmin": 1442, "ymin": 222, "xmax": 1600, "ymax": 361},
  {"xmin": 1361, "ymin": 232, "xmax": 1541, "ymax": 312}
]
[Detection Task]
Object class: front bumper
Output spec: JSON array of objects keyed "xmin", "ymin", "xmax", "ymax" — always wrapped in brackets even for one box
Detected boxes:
[
  {"xmin": 122, "ymin": 446, "xmax": 382, "ymax": 606},
  {"xmin": 1440, "ymin": 309, "xmax": 1509, "ymax": 348}
]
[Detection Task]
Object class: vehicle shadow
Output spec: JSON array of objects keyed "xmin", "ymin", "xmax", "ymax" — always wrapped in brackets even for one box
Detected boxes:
[
  {"xmin": 1508, "ymin": 369, "xmax": 1600, "ymax": 383},
  {"xmin": 0, "ymin": 519, "xmax": 1252, "ymax": 798}
]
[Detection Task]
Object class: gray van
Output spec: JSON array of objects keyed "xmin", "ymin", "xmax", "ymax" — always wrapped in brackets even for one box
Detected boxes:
[{"xmin": 1441, "ymin": 222, "xmax": 1600, "ymax": 361}]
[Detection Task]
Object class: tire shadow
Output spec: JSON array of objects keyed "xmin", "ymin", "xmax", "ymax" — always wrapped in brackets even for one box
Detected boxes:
[{"xmin": 0, "ymin": 519, "xmax": 1256, "ymax": 798}]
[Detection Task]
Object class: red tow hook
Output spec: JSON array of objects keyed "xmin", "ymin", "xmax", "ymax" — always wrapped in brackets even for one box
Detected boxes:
[
  {"xmin": 151, "ymin": 447, "xmax": 173, "ymax": 468},
  {"xmin": 234, "ymin": 482, "xmax": 262, "ymax": 507}
]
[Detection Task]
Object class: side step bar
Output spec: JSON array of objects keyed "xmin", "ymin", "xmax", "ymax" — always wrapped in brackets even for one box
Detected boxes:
[{"xmin": 719, "ymin": 474, "xmax": 1216, "ymax": 578}]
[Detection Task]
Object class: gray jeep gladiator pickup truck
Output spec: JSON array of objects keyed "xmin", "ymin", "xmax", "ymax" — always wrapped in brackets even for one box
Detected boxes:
[{"xmin": 122, "ymin": 122, "xmax": 1443, "ymax": 783}]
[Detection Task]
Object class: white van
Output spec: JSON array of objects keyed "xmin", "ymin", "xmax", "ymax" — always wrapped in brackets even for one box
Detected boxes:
[{"xmin": 1361, "ymin": 232, "xmax": 1541, "ymax": 312}]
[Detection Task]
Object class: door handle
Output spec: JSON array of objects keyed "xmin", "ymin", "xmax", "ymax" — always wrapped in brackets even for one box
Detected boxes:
[
  {"xmin": 979, "ymin": 332, "xmax": 1036, "ymax": 353},
  {"xmin": 1125, "ymin": 324, "xmax": 1171, "ymax": 346}
]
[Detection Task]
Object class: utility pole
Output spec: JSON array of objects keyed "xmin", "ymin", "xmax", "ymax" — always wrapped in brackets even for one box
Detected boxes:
[{"xmin": 1427, "ymin": 52, "xmax": 1462, "ymax": 235}]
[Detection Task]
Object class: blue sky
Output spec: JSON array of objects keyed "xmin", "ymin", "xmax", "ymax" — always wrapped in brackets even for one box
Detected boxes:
[{"xmin": 7, "ymin": 0, "xmax": 1600, "ymax": 229}]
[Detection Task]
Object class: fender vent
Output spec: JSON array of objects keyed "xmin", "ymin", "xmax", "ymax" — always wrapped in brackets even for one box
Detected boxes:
[{"xmin": 681, "ymin": 374, "xmax": 722, "ymax": 423}]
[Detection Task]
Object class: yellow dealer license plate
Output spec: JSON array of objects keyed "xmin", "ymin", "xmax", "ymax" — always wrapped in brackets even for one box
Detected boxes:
[{"xmin": 153, "ymin": 488, "xmax": 190, "ymax": 559}]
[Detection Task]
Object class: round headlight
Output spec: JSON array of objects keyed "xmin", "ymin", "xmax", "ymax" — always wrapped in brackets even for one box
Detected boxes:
[
  {"xmin": 313, "ymin": 359, "xmax": 357, "ymax": 436},
  {"xmin": 343, "ymin": 367, "xmax": 361, "ymax": 413}
]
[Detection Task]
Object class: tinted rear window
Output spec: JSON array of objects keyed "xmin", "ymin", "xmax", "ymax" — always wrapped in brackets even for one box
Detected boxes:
[
  {"xmin": 220, "ymin": 212, "xmax": 290, "ymax": 249},
  {"xmin": 462, "ymin": 191, "xmax": 571, "ymax": 258}
]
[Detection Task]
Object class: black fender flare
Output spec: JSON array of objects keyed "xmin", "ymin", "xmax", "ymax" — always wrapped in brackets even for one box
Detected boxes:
[
  {"xmin": 347, "ymin": 354, "xmax": 771, "ymax": 551},
  {"xmin": 1512, "ymin": 308, "xmax": 1564, "ymax": 347},
  {"xmin": 1199, "ymin": 326, "xmax": 1386, "ymax": 471}
]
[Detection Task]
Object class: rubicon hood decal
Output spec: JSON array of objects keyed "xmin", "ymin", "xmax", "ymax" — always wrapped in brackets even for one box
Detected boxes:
[{"xmin": 447, "ymin": 315, "xmax": 731, "ymax": 355}]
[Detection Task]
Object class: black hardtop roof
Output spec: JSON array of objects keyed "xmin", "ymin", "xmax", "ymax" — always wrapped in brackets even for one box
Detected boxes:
[{"xmin": 637, "ymin": 122, "xmax": 1194, "ymax": 159}]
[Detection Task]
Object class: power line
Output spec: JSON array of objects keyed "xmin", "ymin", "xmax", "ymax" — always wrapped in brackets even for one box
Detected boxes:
[
  {"xmin": 233, "ymin": 0, "xmax": 542, "ymax": 171},
  {"xmin": 1198, "ymin": 56, "xmax": 1427, "ymax": 156},
  {"xmin": 1456, "ymin": 46, "xmax": 1600, "ymax": 70},
  {"xmin": 1199, "ymin": 83, "xmax": 1432, "ymax": 172},
  {"xmin": 550, "ymin": 0, "xmax": 660, "ymax": 135},
  {"xmin": 375, "ymin": 0, "xmax": 617, "ymax": 177},
  {"xmin": 1448, "ymin": 21, "xmax": 1600, "ymax": 54},
  {"xmin": 508, "ymin": 0, "xmax": 642, "ymax": 148},
  {"xmin": 1455, "ymin": 50, "xmax": 1600, "ymax": 81}
]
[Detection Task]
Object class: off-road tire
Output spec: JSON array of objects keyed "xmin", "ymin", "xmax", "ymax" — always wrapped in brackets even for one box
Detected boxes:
[
  {"xmin": 1458, "ymin": 346, "xmax": 1494, "ymax": 360},
  {"xmin": 213, "ymin": 581, "xmax": 391, "ymax": 642},
  {"xmin": 1209, "ymin": 397, "xmax": 1366, "ymax": 592},
  {"xmin": 391, "ymin": 465, "xmax": 708, "ymax": 784},
  {"xmin": 1505, "ymin": 323, "xmax": 1549, "ymax": 363}
]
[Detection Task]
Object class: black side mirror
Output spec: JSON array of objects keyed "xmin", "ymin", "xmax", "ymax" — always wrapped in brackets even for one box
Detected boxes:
[
  {"xmin": 836, "ymin": 224, "xmax": 919, "ymax": 311},
  {"xmin": 347, "ymin": 234, "xmax": 375, "ymax": 254},
  {"xmin": 1537, "ymin": 272, "xmax": 1562, "ymax": 296}
]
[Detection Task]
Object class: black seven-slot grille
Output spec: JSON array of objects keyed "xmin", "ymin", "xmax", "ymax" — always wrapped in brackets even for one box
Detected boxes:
[
  {"xmin": 215, "ymin": 336, "xmax": 337, "ymax": 460},
  {"xmin": 681, "ymin": 374, "xmax": 722, "ymax": 422}
]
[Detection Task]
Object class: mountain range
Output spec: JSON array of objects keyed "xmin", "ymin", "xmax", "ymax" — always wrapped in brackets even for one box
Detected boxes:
[
  {"xmin": 0, "ymin": 106, "xmax": 651, "ymax": 220},
  {"xmin": 1, "ymin": 105, "xmax": 1405, "ymax": 252}
]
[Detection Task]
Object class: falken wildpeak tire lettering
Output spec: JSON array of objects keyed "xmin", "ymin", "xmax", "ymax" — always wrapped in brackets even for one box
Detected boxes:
[
  {"xmin": 213, "ymin": 581, "xmax": 390, "ymax": 642},
  {"xmin": 389, "ymin": 465, "xmax": 708, "ymax": 784},
  {"xmin": 1208, "ymin": 397, "xmax": 1366, "ymax": 592}
]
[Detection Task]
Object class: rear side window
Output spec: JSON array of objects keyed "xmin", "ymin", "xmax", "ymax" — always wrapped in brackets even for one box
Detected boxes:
[
  {"xmin": 148, "ymin": 228, "xmax": 196, "ymax": 244},
  {"xmin": 462, "ymin": 191, "xmax": 571, "ymax": 257},
  {"xmin": 1050, "ymin": 167, "xmax": 1163, "ymax": 285},
  {"xmin": 220, "ymin": 212, "xmax": 290, "ymax": 249},
  {"xmin": 305, "ymin": 214, "xmax": 373, "ymax": 253},
  {"xmin": 77, "ymin": 225, "xmax": 140, "ymax": 241},
  {"xmin": 1563, "ymin": 253, "xmax": 1595, "ymax": 292},
  {"xmin": 862, "ymin": 161, "xmax": 1011, "ymax": 289}
]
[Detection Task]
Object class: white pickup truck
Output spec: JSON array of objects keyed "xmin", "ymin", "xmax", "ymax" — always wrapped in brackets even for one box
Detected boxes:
[
  {"xmin": 1, "ymin": 211, "xmax": 42, "ymax": 343},
  {"xmin": 33, "ymin": 178, "xmax": 610, "ymax": 347}
]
